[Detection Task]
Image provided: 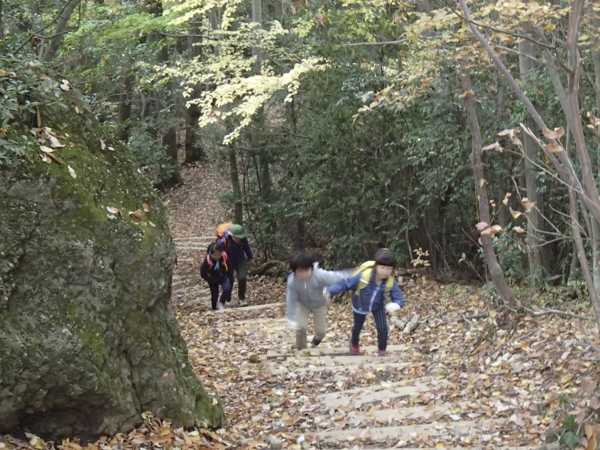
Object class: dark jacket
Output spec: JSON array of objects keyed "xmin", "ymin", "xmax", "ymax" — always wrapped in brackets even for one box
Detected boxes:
[
  {"xmin": 200, "ymin": 253, "xmax": 232, "ymax": 284},
  {"xmin": 218, "ymin": 235, "xmax": 254, "ymax": 267}
]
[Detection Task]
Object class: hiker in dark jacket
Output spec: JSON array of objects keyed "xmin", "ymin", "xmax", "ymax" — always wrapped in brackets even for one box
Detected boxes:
[
  {"xmin": 200, "ymin": 242, "xmax": 233, "ymax": 311},
  {"xmin": 286, "ymin": 250, "xmax": 353, "ymax": 349},
  {"xmin": 217, "ymin": 224, "xmax": 256, "ymax": 307},
  {"xmin": 324, "ymin": 249, "xmax": 405, "ymax": 357}
]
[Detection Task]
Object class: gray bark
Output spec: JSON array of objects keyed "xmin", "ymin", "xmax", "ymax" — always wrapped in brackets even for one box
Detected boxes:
[
  {"xmin": 461, "ymin": 63, "xmax": 519, "ymax": 308},
  {"xmin": 519, "ymin": 38, "xmax": 545, "ymax": 282},
  {"xmin": 229, "ymin": 146, "xmax": 244, "ymax": 223},
  {"xmin": 117, "ymin": 72, "xmax": 134, "ymax": 142},
  {"xmin": 458, "ymin": 0, "xmax": 600, "ymax": 330},
  {"xmin": 42, "ymin": 0, "xmax": 81, "ymax": 62}
]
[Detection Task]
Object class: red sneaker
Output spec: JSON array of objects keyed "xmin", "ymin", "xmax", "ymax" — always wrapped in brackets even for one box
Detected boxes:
[
  {"xmin": 378, "ymin": 349, "xmax": 389, "ymax": 357},
  {"xmin": 349, "ymin": 341, "xmax": 360, "ymax": 356}
]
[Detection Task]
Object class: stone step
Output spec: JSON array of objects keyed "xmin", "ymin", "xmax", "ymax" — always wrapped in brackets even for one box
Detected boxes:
[
  {"xmin": 276, "ymin": 351, "xmax": 415, "ymax": 367},
  {"xmin": 173, "ymin": 289, "xmax": 210, "ymax": 297},
  {"xmin": 267, "ymin": 344, "xmax": 409, "ymax": 359},
  {"xmin": 205, "ymin": 302, "xmax": 283, "ymax": 314},
  {"xmin": 176, "ymin": 246, "xmax": 207, "ymax": 251},
  {"xmin": 173, "ymin": 236, "xmax": 215, "ymax": 241},
  {"xmin": 326, "ymin": 401, "xmax": 469, "ymax": 425},
  {"xmin": 236, "ymin": 317, "xmax": 287, "ymax": 326},
  {"xmin": 319, "ymin": 378, "xmax": 446, "ymax": 409},
  {"xmin": 269, "ymin": 360, "xmax": 412, "ymax": 375},
  {"xmin": 336, "ymin": 446, "xmax": 557, "ymax": 450},
  {"xmin": 315, "ymin": 418, "xmax": 505, "ymax": 444}
]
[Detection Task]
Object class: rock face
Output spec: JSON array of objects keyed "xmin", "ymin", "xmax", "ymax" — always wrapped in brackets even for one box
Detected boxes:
[{"xmin": 0, "ymin": 86, "xmax": 225, "ymax": 440}]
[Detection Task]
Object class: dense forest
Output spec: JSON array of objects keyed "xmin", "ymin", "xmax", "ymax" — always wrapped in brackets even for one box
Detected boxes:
[{"xmin": 3, "ymin": 0, "xmax": 600, "ymax": 305}]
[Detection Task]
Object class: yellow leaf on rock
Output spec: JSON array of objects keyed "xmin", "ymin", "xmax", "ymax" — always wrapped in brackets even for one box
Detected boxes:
[{"xmin": 562, "ymin": 375, "xmax": 573, "ymax": 384}]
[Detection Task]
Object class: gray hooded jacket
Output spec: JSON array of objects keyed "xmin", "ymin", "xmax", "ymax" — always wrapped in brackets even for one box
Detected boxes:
[{"xmin": 286, "ymin": 263, "xmax": 353, "ymax": 319}]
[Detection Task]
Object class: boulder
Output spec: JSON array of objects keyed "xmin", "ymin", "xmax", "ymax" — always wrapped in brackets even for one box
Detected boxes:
[{"xmin": 0, "ymin": 76, "xmax": 225, "ymax": 440}]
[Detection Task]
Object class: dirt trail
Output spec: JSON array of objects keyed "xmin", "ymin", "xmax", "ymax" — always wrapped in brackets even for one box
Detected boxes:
[{"xmin": 167, "ymin": 163, "xmax": 599, "ymax": 450}]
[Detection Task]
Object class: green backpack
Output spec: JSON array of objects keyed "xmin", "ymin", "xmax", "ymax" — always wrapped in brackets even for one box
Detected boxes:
[{"xmin": 354, "ymin": 261, "xmax": 394, "ymax": 295}]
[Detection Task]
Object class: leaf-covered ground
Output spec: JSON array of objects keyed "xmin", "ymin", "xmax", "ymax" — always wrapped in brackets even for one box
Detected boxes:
[
  {"xmin": 167, "ymin": 164, "xmax": 600, "ymax": 449},
  {"xmin": 3, "ymin": 162, "xmax": 600, "ymax": 450}
]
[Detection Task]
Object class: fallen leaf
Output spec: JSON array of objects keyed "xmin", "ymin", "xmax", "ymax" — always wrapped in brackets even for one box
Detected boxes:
[
  {"xmin": 40, "ymin": 145, "xmax": 54, "ymax": 153},
  {"xmin": 49, "ymin": 135, "xmax": 65, "ymax": 148},
  {"xmin": 510, "ymin": 206, "xmax": 522, "ymax": 219},
  {"xmin": 458, "ymin": 90, "xmax": 474, "ymax": 99},
  {"xmin": 100, "ymin": 139, "xmax": 106, "ymax": 150},
  {"xmin": 581, "ymin": 378, "xmax": 597, "ymax": 395},
  {"xmin": 106, "ymin": 206, "xmax": 119, "ymax": 214},
  {"xmin": 129, "ymin": 211, "xmax": 143, "ymax": 219},
  {"xmin": 482, "ymin": 142, "xmax": 502, "ymax": 152},
  {"xmin": 143, "ymin": 203, "xmax": 151, "ymax": 212},
  {"xmin": 542, "ymin": 127, "xmax": 565, "ymax": 140},
  {"xmin": 521, "ymin": 198, "xmax": 536, "ymax": 213},
  {"xmin": 545, "ymin": 142, "xmax": 563, "ymax": 153},
  {"xmin": 68, "ymin": 165, "xmax": 77, "ymax": 179},
  {"xmin": 514, "ymin": 226, "xmax": 526, "ymax": 234},
  {"xmin": 498, "ymin": 128, "xmax": 515, "ymax": 137}
]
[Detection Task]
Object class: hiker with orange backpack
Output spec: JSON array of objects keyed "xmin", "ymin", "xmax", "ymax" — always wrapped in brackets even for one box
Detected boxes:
[
  {"xmin": 200, "ymin": 242, "xmax": 233, "ymax": 311},
  {"xmin": 323, "ymin": 249, "xmax": 405, "ymax": 357},
  {"xmin": 217, "ymin": 223, "xmax": 256, "ymax": 307}
]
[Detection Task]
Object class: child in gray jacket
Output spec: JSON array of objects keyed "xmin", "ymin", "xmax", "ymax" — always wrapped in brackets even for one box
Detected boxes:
[{"xmin": 286, "ymin": 250, "xmax": 352, "ymax": 349}]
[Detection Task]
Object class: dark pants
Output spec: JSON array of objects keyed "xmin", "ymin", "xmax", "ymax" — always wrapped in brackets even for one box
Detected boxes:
[
  {"xmin": 208, "ymin": 279, "xmax": 232, "ymax": 310},
  {"xmin": 351, "ymin": 307, "xmax": 389, "ymax": 351},
  {"xmin": 228, "ymin": 259, "xmax": 248, "ymax": 301}
]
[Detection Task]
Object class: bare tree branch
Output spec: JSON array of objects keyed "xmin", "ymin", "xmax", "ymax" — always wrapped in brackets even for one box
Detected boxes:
[{"xmin": 343, "ymin": 39, "xmax": 407, "ymax": 47}]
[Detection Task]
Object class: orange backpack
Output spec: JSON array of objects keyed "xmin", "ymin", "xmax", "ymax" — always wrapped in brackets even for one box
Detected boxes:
[{"xmin": 216, "ymin": 222, "xmax": 233, "ymax": 239}]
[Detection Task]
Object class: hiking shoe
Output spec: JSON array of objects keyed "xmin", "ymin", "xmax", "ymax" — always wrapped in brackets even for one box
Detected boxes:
[
  {"xmin": 349, "ymin": 341, "xmax": 360, "ymax": 356},
  {"xmin": 312, "ymin": 338, "xmax": 322, "ymax": 347},
  {"xmin": 239, "ymin": 299, "xmax": 248, "ymax": 307},
  {"xmin": 378, "ymin": 349, "xmax": 389, "ymax": 357},
  {"xmin": 216, "ymin": 302, "xmax": 225, "ymax": 311}
]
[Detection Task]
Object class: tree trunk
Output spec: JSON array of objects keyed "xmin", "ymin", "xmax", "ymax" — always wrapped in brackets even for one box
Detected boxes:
[
  {"xmin": 461, "ymin": 63, "xmax": 519, "ymax": 309},
  {"xmin": 458, "ymin": 0, "xmax": 600, "ymax": 331},
  {"xmin": 569, "ymin": 189, "xmax": 600, "ymax": 328},
  {"xmin": 566, "ymin": 0, "xmax": 600, "ymax": 293},
  {"xmin": 160, "ymin": 128, "xmax": 183, "ymax": 189},
  {"xmin": 117, "ymin": 72, "xmax": 134, "ymax": 142},
  {"xmin": 229, "ymin": 146, "xmax": 244, "ymax": 224},
  {"xmin": 42, "ymin": 0, "xmax": 81, "ymax": 62},
  {"xmin": 519, "ymin": 38, "xmax": 545, "ymax": 283}
]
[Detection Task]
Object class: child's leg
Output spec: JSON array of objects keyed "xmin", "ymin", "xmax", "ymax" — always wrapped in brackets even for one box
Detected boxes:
[
  {"xmin": 219, "ymin": 279, "xmax": 232, "ymax": 305},
  {"xmin": 372, "ymin": 307, "xmax": 389, "ymax": 351},
  {"xmin": 295, "ymin": 302, "xmax": 310, "ymax": 349},
  {"xmin": 237, "ymin": 259, "xmax": 248, "ymax": 301},
  {"xmin": 312, "ymin": 305, "xmax": 327, "ymax": 345},
  {"xmin": 351, "ymin": 312, "xmax": 367, "ymax": 345},
  {"xmin": 208, "ymin": 282, "xmax": 220, "ymax": 310}
]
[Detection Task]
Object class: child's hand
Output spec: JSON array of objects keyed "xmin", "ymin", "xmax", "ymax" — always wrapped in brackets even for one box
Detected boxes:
[
  {"xmin": 323, "ymin": 288, "xmax": 332, "ymax": 304},
  {"xmin": 385, "ymin": 302, "xmax": 401, "ymax": 313}
]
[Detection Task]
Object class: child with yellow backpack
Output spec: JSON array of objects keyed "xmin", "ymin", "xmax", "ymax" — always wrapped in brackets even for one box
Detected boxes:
[{"xmin": 324, "ymin": 249, "xmax": 405, "ymax": 357}]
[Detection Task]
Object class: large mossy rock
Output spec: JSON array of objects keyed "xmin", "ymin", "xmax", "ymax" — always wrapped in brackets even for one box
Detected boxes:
[{"xmin": 0, "ymin": 79, "xmax": 225, "ymax": 440}]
